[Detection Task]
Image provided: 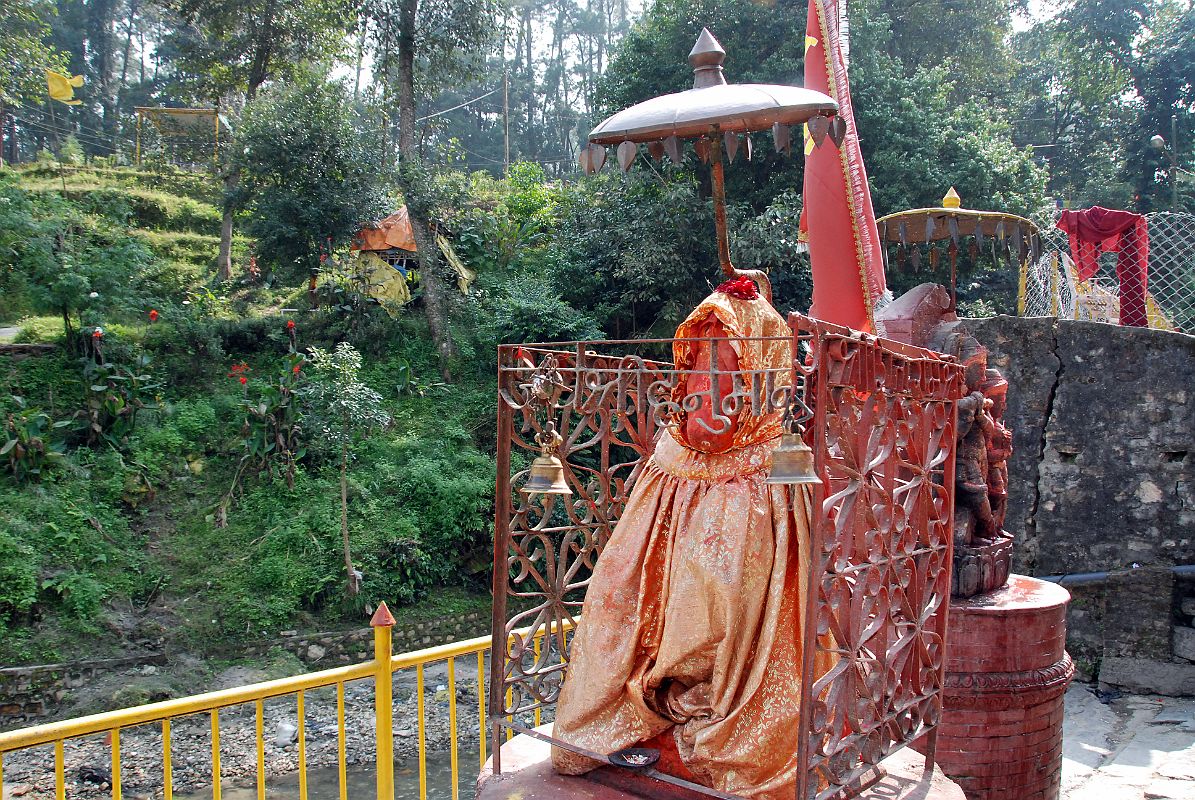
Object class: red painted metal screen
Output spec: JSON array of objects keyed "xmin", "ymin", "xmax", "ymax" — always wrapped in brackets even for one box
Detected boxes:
[{"xmin": 490, "ymin": 313, "xmax": 965, "ymax": 799}]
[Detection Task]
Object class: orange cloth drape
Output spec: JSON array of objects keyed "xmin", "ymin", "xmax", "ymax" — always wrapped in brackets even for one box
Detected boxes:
[{"xmin": 551, "ymin": 291, "xmax": 831, "ymax": 800}]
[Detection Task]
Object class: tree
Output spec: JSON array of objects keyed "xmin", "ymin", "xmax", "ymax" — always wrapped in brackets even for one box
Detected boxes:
[
  {"xmin": 166, "ymin": 0, "xmax": 355, "ymax": 279},
  {"xmin": 0, "ymin": 0, "xmax": 69, "ymax": 163},
  {"xmin": 370, "ymin": 0, "xmax": 493, "ymax": 380},
  {"xmin": 304, "ymin": 342, "xmax": 390, "ymax": 597},
  {"xmin": 234, "ymin": 74, "xmax": 392, "ymax": 279},
  {"xmin": 0, "ymin": 172, "xmax": 155, "ymax": 350},
  {"xmin": 1129, "ymin": 0, "xmax": 1194, "ymax": 211}
]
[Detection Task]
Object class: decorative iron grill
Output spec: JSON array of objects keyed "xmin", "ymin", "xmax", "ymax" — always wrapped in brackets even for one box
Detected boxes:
[
  {"xmin": 1024, "ymin": 211, "xmax": 1195, "ymax": 333},
  {"xmin": 489, "ymin": 313, "xmax": 966, "ymax": 800}
]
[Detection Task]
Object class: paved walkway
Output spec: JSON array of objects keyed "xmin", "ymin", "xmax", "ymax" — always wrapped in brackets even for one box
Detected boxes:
[
  {"xmin": 1063, "ymin": 684, "xmax": 1195, "ymax": 800},
  {"xmin": 0, "ymin": 326, "xmax": 19, "ymax": 343}
]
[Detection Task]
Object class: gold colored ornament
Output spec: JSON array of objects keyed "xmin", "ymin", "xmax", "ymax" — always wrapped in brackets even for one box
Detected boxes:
[{"xmin": 522, "ymin": 425, "xmax": 571, "ymax": 497}]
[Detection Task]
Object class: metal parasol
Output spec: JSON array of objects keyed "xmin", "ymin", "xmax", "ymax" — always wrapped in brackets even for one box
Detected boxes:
[
  {"xmin": 584, "ymin": 28, "xmax": 839, "ymax": 301},
  {"xmin": 876, "ymin": 187, "xmax": 1042, "ymax": 311}
]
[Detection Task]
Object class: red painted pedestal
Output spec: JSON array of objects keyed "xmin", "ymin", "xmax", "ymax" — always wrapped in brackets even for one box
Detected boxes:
[{"xmin": 921, "ymin": 574, "xmax": 1074, "ymax": 800}]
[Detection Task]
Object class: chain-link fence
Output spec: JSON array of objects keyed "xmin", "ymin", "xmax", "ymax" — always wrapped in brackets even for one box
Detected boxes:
[{"xmin": 1023, "ymin": 211, "xmax": 1195, "ymax": 334}]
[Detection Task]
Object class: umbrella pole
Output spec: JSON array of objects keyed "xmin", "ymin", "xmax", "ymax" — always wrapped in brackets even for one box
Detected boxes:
[{"xmin": 708, "ymin": 132, "xmax": 735, "ymax": 279}]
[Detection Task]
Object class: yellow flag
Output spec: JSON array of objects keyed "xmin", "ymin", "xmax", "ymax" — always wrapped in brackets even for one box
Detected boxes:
[{"xmin": 46, "ymin": 70, "xmax": 85, "ymax": 105}]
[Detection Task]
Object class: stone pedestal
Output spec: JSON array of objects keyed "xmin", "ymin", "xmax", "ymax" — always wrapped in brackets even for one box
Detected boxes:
[
  {"xmin": 477, "ymin": 725, "xmax": 966, "ymax": 800},
  {"xmin": 921, "ymin": 574, "xmax": 1074, "ymax": 800}
]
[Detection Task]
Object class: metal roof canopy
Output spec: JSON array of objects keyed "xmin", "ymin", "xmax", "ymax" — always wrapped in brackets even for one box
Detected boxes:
[
  {"xmin": 134, "ymin": 107, "xmax": 231, "ymax": 165},
  {"xmin": 134, "ymin": 107, "xmax": 231, "ymax": 136}
]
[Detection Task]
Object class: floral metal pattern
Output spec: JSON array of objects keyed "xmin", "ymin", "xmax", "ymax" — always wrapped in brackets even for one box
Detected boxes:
[{"xmin": 490, "ymin": 315, "xmax": 965, "ymax": 799}]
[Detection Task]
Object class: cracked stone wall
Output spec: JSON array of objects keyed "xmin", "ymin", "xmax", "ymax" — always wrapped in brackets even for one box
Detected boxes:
[{"xmin": 963, "ymin": 316, "xmax": 1195, "ymax": 690}]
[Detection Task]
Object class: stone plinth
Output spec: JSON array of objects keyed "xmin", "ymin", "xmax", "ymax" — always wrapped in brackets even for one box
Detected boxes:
[
  {"xmin": 477, "ymin": 724, "xmax": 966, "ymax": 800},
  {"xmin": 920, "ymin": 574, "xmax": 1074, "ymax": 800}
]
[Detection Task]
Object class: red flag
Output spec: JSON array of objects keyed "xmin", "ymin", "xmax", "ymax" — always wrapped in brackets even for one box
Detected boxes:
[{"xmin": 801, "ymin": 0, "xmax": 887, "ymax": 333}]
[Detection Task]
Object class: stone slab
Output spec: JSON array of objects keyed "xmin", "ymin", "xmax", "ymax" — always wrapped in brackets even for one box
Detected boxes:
[
  {"xmin": 1101, "ymin": 657, "xmax": 1195, "ymax": 697},
  {"xmin": 1173, "ymin": 626, "xmax": 1195, "ymax": 662},
  {"xmin": 476, "ymin": 725, "xmax": 965, "ymax": 800}
]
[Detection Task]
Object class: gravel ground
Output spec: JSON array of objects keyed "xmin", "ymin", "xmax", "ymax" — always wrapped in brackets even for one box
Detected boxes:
[{"xmin": 0, "ymin": 658, "xmax": 512, "ymax": 800}]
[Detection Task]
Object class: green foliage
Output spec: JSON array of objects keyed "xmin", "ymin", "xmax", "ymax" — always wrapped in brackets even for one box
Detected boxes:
[
  {"xmin": 303, "ymin": 342, "xmax": 390, "ymax": 456},
  {"xmin": 2, "ymin": 395, "xmax": 71, "ymax": 482},
  {"xmin": 235, "ymin": 75, "xmax": 393, "ymax": 279},
  {"xmin": 0, "ymin": 0, "xmax": 69, "ymax": 107},
  {"xmin": 0, "ymin": 170, "xmax": 162, "ymax": 341},
  {"xmin": 166, "ymin": 0, "xmax": 354, "ymax": 99},
  {"xmin": 81, "ymin": 353, "xmax": 162, "ymax": 448},
  {"xmin": 59, "ymin": 135, "xmax": 85, "ymax": 166},
  {"xmin": 478, "ymin": 275, "xmax": 603, "ymax": 345},
  {"xmin": 0, "ymin": 466, "xmax": 154, "ymax": 642},
  {"xmin": 231, "ymin": 352, "xmax": 307, "ymax": 489}
]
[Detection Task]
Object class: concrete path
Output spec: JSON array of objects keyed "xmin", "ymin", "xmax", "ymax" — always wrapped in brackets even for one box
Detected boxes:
[
  {"xmin": 1063, "ymin": 684, "xmax": 1195, "ymax": 800},
  {"xmin": 0, "ymin": 326, "xmax": 19, "ymax": 343}
]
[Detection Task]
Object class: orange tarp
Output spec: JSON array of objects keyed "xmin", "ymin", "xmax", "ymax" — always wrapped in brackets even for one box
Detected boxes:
[{"xmin": 352, "ymin": 207, "xmax": 417, "ymax": 253}]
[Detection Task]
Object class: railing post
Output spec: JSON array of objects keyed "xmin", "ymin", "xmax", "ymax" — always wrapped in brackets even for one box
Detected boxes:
[{"xmin": 371, "ymin": 603, "xmax": 396, "ymax": 800}]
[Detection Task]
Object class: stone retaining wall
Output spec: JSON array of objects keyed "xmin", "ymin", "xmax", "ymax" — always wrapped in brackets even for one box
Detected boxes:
[
  {"xmin": 0, "ymin": 609, "xmax": 491, "ymax": 722},
  {"xmin": 250, "ymin": 610, "xmax": 491, "ymax": 665},
  {"xmin": 0, "ymin": 343, "xmax": 57, "ymax": 360},
  {"xmin": 0, "ymin": 654, "xmax": 167, "ymax": 719},
  {"xmin": 963, "ymin": 316, "xmax": 1195, "ymax": 692}
]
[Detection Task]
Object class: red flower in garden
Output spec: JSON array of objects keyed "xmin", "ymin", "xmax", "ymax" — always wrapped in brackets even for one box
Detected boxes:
[
  {"xmin": 149, "ymin": 309, "xmax": 159, "ymax": 322},
  {"xmin": 320, "ymin": 253, "xmax": 328, "ymax": 264},
  {"xmin": 228, "ymin": 362, "xmax": 250, "ymax": 379},
  {"xmin": 292, "ymin": 365, "xmax": 301, "ymax": 375},
  {"xmin": 239, "ymin": 376, "xmax": 247, "ymax": 385},
  {"xmin": 286, "ymin": 320, "xmax": 296, "ymax": 331},
  {"xmin": 92, "ymin": 327, "xmax": 104, "ymax": 339}
]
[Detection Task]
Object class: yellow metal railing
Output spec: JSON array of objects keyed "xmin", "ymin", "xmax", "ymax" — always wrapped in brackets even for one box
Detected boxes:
[{"xmin": 0, "ymin": 605, "xmax": 569, "ymax": 800}]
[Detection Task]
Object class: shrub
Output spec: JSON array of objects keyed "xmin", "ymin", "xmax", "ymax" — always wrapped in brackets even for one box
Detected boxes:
[{"xmin": 2, "ymin": 395, "xmax": 71, "ymax": 482}]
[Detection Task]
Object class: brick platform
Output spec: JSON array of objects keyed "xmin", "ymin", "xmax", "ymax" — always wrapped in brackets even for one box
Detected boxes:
[
  {"xmin": 919, "ymin": 574, "xmax": 1074, "ymax": 800},
  {"xmin": 477, "ymin": 725, "xmax": 966, "ymax": 800}
]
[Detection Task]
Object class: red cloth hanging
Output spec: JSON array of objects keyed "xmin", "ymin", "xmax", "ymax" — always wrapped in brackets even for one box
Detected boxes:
[
  {"xmin": 1055, "ymin": 207, "xmax": 1149, "ymax": 327},
  {"xmin": 801, "ymin": 0, "xmax": 887, "ymax": 333}
]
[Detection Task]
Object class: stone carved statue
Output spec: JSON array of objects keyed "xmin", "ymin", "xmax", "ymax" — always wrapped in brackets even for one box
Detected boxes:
[{"xmin": 876, "ymin": 283, "xmax": 1015, "ymax": 597}]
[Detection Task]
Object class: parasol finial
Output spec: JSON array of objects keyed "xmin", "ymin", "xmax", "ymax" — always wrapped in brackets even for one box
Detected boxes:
[
  {"xmin": 943, "ymin": 187, "xmax": 962, "ymax": 208},
  {"xmin": 688, "ymin": 28, "xmax": 727, "ymax": 89}
]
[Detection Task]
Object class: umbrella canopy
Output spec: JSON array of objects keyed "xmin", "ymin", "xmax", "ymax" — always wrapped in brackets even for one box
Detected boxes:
[
  {"xmin": 588, "ymin": 28, "xmax": 837, "ymax": 147},
  {"xmin": 876, "ymin": 188, "xmax": 1040, "ymax": 247}
]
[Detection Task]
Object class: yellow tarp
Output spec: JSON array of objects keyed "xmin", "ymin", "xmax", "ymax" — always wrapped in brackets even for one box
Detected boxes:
[
  {"xmin": 358, "ymin": 252, "xmax": 412, "ymax": 317},
  {"xmin": 436, "ymin": 234, "xmax": 476, "ymax": 294}
]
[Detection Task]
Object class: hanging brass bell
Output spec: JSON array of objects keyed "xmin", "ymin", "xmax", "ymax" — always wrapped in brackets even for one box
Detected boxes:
[
  {"xmin": 521, "ymin": 452, "xmax": 572, "ymax": 496},
  {"xmin": 766, "ymin": 432, "xmax": 821, "ymax": 485}
]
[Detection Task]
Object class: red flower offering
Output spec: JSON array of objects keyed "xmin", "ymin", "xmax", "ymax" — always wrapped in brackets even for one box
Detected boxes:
[{"xmin": 715, "ymin": 275, "xmax": 759, "ymax": 300}]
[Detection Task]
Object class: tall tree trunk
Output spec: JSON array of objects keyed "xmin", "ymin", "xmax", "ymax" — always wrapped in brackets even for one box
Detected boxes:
[
  {"xmin": 396, "ymin": 0, "xmax": 456, "ymax": 382},
  {"xmin": 119, "ymin": 0, "xmax": 140, "ymax": 90},
  {"xmin": 87, "ymin": 0, "xmax": 119, "ymax": 146},
  {"xmin": 217, "ymin": 169, "xmax": 238, "ymax": 281},
  {"xmin": 341, "ymin": 445, "xmax": 359, "ymax": 596},
  {"xmin": 216, "ymin": 17, "xmax": 273, "ymax": 282}
]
